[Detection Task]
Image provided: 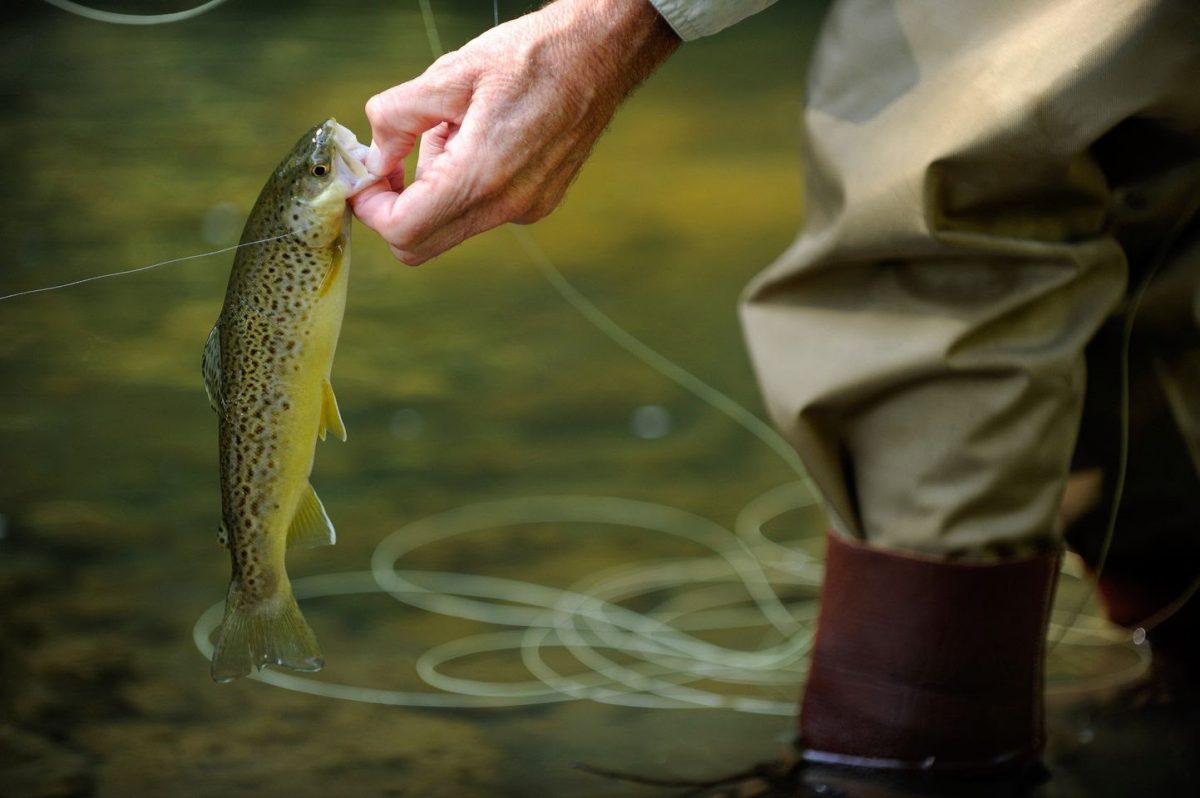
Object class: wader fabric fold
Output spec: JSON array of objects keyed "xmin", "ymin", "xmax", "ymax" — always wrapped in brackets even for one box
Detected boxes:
[{"xmin": 740, "ymin": 0, "xmax": 1200, "ymax": 557}]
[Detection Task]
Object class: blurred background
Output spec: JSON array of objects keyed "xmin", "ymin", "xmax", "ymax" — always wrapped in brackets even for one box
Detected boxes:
[
  {"xmin": 1, "ymin": 2, "xmax": 1181, "ymax": 797},
  {"xmin": 1, "ymin": 2, "xmax": 821, "ymax": 796}
]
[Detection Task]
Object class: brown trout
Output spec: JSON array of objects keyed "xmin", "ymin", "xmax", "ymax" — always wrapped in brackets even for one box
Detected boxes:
[{"xmin": 202, "ymin": 119, "xmax": 375, "ymax": 682}]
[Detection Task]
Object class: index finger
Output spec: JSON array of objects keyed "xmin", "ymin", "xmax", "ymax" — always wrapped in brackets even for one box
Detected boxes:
[{"xmin": 363, "ymin": 71, "xmax": 473, "ymax": 176}]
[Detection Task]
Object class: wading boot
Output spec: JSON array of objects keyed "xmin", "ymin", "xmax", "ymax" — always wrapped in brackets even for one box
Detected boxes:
[
  {"xmin": 797, "ymin": 532, "xmax": 1061, "ymax": 774},
  {"xmin": 1065, "ymin": 313, "xmax": 1200, "ymax": 669},
  {"xmin": 1065, "ymin": 481, "xmax": 1200, "ymax": 672}
]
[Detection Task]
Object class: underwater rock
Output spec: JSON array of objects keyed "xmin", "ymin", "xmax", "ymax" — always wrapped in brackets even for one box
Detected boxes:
[
  {"xmin": 0, "ymin": 724, "xmax": 92, "ymax": 798},
  {"xmin": 76, "ymin": 699, "xmax": 500, "ymax": 798}
]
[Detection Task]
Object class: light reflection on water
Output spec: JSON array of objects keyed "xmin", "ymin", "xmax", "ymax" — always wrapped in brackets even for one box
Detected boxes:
[{"xmin": 0, "ymin": 2, "xmax": 1167, "ymax": 797}]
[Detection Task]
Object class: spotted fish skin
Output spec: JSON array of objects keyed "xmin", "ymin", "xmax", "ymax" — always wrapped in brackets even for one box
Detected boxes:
[{"xmin": 203, "ymin": 119, "xmax": 374, "ymax": 682}]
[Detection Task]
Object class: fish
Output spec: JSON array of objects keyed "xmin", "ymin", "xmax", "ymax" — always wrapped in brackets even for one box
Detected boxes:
[{"xmin": 202, "ymin": 119, "xmax": 376, "ymax": 682}]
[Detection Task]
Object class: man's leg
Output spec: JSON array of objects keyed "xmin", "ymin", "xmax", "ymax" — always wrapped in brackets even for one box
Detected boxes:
[{"xmin": 740, "ymin": 0, "xmax": 1200, "ymax": 772}]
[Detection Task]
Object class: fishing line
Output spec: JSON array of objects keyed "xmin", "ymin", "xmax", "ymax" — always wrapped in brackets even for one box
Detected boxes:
[
  {"xmin": 196, "ymin": 0, "xmax": 832, "ymax": 712},
  {"xmin": 0, "ymin": 229, "xmax": 305, "ymax": 304},
  {"xmin": 40, "ymin": 0, "xmax": 230, "ymax": 26},
  {"xmin": 1049, "ymin": 186, "xmax": 1200, "ymax": 650},
  {"xmin": 509, "ymin": 227, "xmax": 810, "ymax": 484},
  {"xmin": 193, "ymin": 491, "xmax": 819, "ymax": 713},
  {"xmin": 190, "ymin": 0, "xmax": 1147, "ymax": 711},
  {"xmin": 417, "ymin": 0, "xmax": 443, "ymax": 57}
]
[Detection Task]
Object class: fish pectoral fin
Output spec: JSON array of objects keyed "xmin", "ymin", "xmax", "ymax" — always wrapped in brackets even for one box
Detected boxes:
[
  {"xmin": 318, "ymin": 238, "xmax": 346, "ymax": 296},
  {"xmin": 210, "ymin": 581, "xmax": 324, "ymax": 683},
  {"xmin": 319, "ymin": 379, "xmax": 347, "ymax": 442},
  {"xmin": 202, "ymin": 323, "xmax": 223, "ymax": 414},
  {"xmin": 287, "ymin": 481, "xmax": 336, "ymax": 549}
]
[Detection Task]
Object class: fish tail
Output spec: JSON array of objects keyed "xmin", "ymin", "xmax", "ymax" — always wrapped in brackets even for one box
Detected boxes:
[{"xmin": 210, "ymin": 579, "xmax": 323, "ymax": 683}]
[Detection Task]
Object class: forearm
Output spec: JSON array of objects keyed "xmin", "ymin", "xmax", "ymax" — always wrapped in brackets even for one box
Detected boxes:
[
  {"xmin": 560, "ymin": 0, "xmax": 682, "ymax": 72},
  {"xmin": 534, "ymin": 0, "xmax": 681, "ymax": 117}
]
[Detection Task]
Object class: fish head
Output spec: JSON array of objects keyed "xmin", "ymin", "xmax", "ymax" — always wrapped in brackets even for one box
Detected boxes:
[{"xmin": 274, "ymin": 119, "xmax": 378, "ymax": 246}]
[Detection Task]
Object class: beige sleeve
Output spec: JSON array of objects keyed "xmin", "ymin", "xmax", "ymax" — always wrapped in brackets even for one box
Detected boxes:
[{"xmin": 648, "ymin": 0, "xmax": 780, "ymax": 40}]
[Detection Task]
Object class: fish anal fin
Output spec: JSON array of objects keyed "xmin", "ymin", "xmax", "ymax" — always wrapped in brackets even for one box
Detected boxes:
[
  {"xmin": 287, "ymin": 482, "xmax": 336, "ymax": 549},
  {"xmin": 319, "ymin": 379, "xmax": 347, "ymax": 442},
  {"xmin": 202, "ymin": 324, "xmax": 223, "ymax": 414},
  {"xmin": 210, "ymin": 581, "xmax": 324, "ymax": 683}
]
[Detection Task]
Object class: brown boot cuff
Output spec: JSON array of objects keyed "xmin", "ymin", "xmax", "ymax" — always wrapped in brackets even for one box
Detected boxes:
[{"xmin": 798, "ymin": 532, "xmax": 1061, "ymax": 774}]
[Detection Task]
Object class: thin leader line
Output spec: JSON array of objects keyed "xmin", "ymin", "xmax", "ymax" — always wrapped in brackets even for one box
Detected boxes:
[{"xmin": 0, "ymin": 229, "xmax": 303, "ymax": 303}]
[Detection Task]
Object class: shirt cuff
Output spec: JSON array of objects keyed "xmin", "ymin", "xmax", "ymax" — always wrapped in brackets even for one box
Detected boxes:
[{"xmin": 648, "ymin": 0, "xmax": 781, "ymax": 41}]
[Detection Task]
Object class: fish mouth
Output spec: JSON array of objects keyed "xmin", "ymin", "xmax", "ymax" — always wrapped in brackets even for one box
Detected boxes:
[{"xmin": 325, "ymin": 119, "xmax": 379, "ymax": 196}]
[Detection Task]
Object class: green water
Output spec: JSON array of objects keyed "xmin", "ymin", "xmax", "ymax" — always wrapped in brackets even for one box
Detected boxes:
[{"xmin": 0, "ymin": 2, "xmax": 1183, "ymax": 797}]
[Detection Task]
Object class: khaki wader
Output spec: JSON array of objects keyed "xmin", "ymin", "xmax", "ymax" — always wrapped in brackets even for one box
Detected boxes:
[
  {"xmin": 737, "ymin": 0, "xmax": 1200, "ymax": 771},
  {"xmin": 741, "ymin": 0, "xmax": 1200, "ymax": 558}
]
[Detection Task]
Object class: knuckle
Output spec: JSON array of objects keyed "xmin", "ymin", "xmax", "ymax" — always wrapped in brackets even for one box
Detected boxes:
[
  {"xmin": 364, "ymin": 93, "xmax": 390, "ymax": 126},
  {"xmin": 427, "ymin": 49, "xmax": 460, "ymax": 74},
  {"xmin": 383, "ymin": 226, "xmax": 418, "ymax": 253},
  {"xmin": 390, "ymin": 245, "xmax": 425, "ymax": 267},
  {"xmin": 515, "ymin": 201, "xmax": 550, "ymax": 225},
  {"xmin": 365, "ymin": 92, "xmax": 384, "ymax": 116},
  {"xmin": 509, "ymin": 180, "xmax": 561, "ymax": 225},
  {"xmin": 496, "ymin": 193, "xmax": 532, "ymax": 224}
]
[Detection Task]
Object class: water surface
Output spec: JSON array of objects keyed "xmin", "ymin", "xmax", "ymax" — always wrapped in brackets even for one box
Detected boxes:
[{"xmin": 1, "ymin": 2, "xmax": 1192, "ymax": 797}]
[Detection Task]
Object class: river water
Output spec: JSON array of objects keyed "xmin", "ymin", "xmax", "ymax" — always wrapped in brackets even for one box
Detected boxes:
[{"xmin": 1, "ymin": 2, "xmax": 1194, "ymax": 797}]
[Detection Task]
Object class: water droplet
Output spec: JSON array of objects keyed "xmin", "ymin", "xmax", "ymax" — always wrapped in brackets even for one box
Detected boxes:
[
  {"xmin": 1132, "ymin": 627, "xmax": 1147, "ymax": 645},
  {"xmin": 389, "ymin": 407, "xmax": 424, "ymax": 440},
  {"xmin": 630, "ymin": 404, "xmax": 671, "ymax": 439}
]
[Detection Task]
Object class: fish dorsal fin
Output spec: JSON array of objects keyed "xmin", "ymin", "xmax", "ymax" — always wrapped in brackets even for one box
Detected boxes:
[
  {"xmin": 202, "ymin": 324, "xmax": 223, "ymax": 414},
  {"xmin": 319, "ymin": 379, "xmax": 347, "ymax": 442},
  {"xmin": 287, "ymin": 482, "xmax": 336, "ymax": 549}
]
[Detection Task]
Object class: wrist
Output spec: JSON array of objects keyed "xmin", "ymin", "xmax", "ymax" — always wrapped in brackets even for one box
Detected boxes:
[{"xmin": 544, "ymin": 0, "xmax": 680, "ymax": 91}]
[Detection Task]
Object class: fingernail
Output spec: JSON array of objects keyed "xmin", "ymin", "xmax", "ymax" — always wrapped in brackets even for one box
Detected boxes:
[{"xmin": 365, "ymin": 142, "xmax": 382, "ymax": 176}]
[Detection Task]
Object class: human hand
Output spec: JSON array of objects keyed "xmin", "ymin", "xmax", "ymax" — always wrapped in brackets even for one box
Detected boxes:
[{"xmin": 350, "ymin": 0, "xmax": 679, "ymax": 265}]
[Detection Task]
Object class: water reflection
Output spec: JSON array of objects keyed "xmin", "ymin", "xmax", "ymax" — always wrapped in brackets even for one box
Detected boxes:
[{"xmin": 630, "ymin": 404, "xmax": 672, "ymax": 440}]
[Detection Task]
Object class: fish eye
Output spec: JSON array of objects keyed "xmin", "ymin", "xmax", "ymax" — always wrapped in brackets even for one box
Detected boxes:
[{"xmin": 311, "ymin": 162, "xmax": 330, "ymax": 177}]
